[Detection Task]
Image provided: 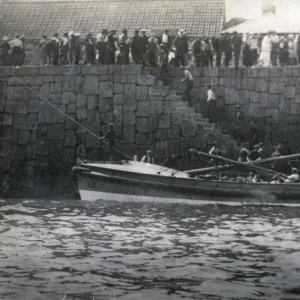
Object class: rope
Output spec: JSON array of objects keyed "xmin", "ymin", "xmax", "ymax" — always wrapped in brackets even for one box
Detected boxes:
[{"xmin": 6, "ymin": 70, "xmax": 133, "ymax": 161}]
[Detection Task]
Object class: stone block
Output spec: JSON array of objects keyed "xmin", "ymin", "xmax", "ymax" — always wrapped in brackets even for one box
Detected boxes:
[
  {"xmin": 63, "ymin": 75, "xmax": 76, "ymax": 92},
  {"xmin": 252, "ymin": 68, "xmax": 270, "ymax": 78},
  {"xmin": 42, "ymin": 75, "xmax": 54, "ymax": 83},
  {"xmin": 136, "ymin": 133, "xmax": 148, "ymax": 145},
  {"xmin": 0, "ymin": 126, "xmax": 11, "ymax": 140},
  {"xmin": 155, "ymin": 129, "xmax": 168, "ymax": 141},
  {"xmin": 158, "ymin": 114, "xmax": 171, "ymax": 129},
  {"xmin": 269, "ymin": 81, "xmax": 285, "ymax": 94},
  {"xmin": 249, "ymin": 91, "xmax": 259, "ymax": 103},
  {"xmin": 50, "ymin": 105, "xmax": 65, "ymax": 124},
  {"xmin": 136, "ymin": 101, "xmax": 150, "ymax": 117},
  {"xmin": 63, "ymin": 148, "xmax": 76, "ymax": 163},
  {"xmin": 0, "ymin": 141, "xmax": 12, "ymax": 158},
  {"xmin": 87, "ymin": 95, "xmax": 98, "ymax": 110},
  {"xmin": 113, "ymin": 94, "xmax": 124, "ymax": 105},
  {"xmin": 83, "ymin": 76, "xmax": 99, "ymax": 94},
  {"xmin": 172, "ymin": 112, "xmax": 182, "ymax": 125},
  {"xmin": 2, "ymin": 113, "xmax": 13, "ymax": 125},
  {"xmin": 16, "ymin": 101, "xmax": 28, "ymax": 114},
  {"xmin": 224, "ymin": 88, "xmax": 239, "ymax": 104},
  {"xmin": 99, "ymin": 81, "xmax": 113, "ymax": 97},
  {"xmin": 100, "ymin": 112, "xmax": 113, "ymax": 124},
  {"xmin": 151, "ymin": 100, "xmax": 163, "ymax": 114},
  {"xmin": 137, "ymin": 75, "xmax": 156, "ymax": 86},
  {"xmin": 81, "ymin": 65, "xmax": 101, "ymax": 75},
  {"xmin": 11, "ymin": 145, "xmax": 26, "ymax": 160},
  {"xmin": 181, "ymin": 119, "xmax": 196, "ymax": 137},
  {"xmin": 135, "ymin": 86, "xmax": 148, "ymax": 100},
  {"xmin": 163, "ymin": 102, "xmax": 174, "ymax": 114},
  {"xmin": 265, "ymin": 108, "xmax": 279, "ymax": 124},
  {"xmin": 255, "ymin": 78, "xmax": 269, "ymax": 92},
  {"xmin": 136, "ymin": 118, "xmax": 149, "ymax": 133},
  {"xmin": 24, "ymin": 76, "xmax": 43, "ymax": 86},
  {"xmin": 76, "ymin": 108, "xmax": 87, "ymax": 120},
  {"xmin": 86, "ymin": 133, "xmax": 100, "ymax": 148},
  {"xmin": 27, "ymin": 114, "xmax": 38, "ymax": 130},
  {"xmin": 168, "ymin": 125, "xmax": 180, "ymax": 139},
  {"xmin": 123, "ymin": 112, "xmax": 136, "ymax": 126},
  {"xmin": 123, "ymin": 103, "xmax": 136, "ymax": 112},
  {"xmin": 259, "ymin": 92, "xmax": 269, "ymax": 108},
  {"xmin": 49, "ymin": 93, "xmax": 62, "ymax": 104},
  {"xmin": 248, "ymin": 103, "xmax": 261, "ymax": 117},
  {"xmin": 64, "ymin": 130, "xmax": 77, "ymax": 147},
  {"xmin": 121, "ymin": 76, "xmax": 137, "ymax": 84},
  {"xmin": 39, "ymin": 65, "xmax": 63, "ymax": 75},
  {"xmin": 62, "ymin": 92, "xmax": 76, "ymax": 104},
  {"xmin": 50, "ymin": 82, "xmax": 62, "ymax": 94},
  {"xmin": 148, "ymin": 86, "xmax": 169, "ymax": 96},
  {"xmin": 76, "ymin": 75, "xmax": 82, "ymax": 93},
  {"xmin": 65, "ymin": 114, "xmax": 76, "ymax": 130},
  {"xmin": 14, "ymin": 66, "xmax": 39, "ymax": 77},
  {"xmin": 285, "ymin": 86, "xmax": 296, "ymax": 98},
  {"xmin": 28, "ymin": 99, "xmax": 39, "ymax": 113},
  {"xmin": 18, "ymin": 131, "xmax": 30, "ymax": 145},
  {"xmin": 99, "ymin": 97, "xmax": 112, "ymax": 113},
  {"xmin": 87, "ymin": 110, "xmax": 100, "ymax": 131},
  {"xmin": 113, "ymin": 105, "xmax": 123, "ymax": 122},
  {"xmin": 13, "ymin": 114, "xmax": 27, "ymax": 130},
  {"xmin": 77, "ymin": 94, "xmax": 87, "ymax": 108},
  {"xmin": 66, "ymin": 104, "xmax": 76, "ymax": 114},
  {"xmin": 114, "ymin": 83, "xmax": 123, "ymax": 94},
  {"xmin": 123, "ymin": 126, "xmax": 135, "ymax": 144},
  {"xmin": 149, "ymin": 115, "xmax": 158, "ymax": 132},
  {"xmin": 124, "ymin": 84, "xmax": 136, "ymax": 98},
  {"xmin": 224, "ymin": 77, "xmax": 235, "ymax": 88},
  {"xmin": 26, "ymin": 144, "xmax": 36, "ymax": 159},
  {"xmin": 64, "ymin": 65, "xmax": 81, "ymax": 75},
  {"xmin": 100, "ymin": 75, "xmax": 113, "ymax": 81},
  {"xmin": 40, "ymin": 82, "xmax": 49, "ymax": 100},
  {"xmin": 47, "ymin": 124, "xmax": 64, "ymax": 140},
  {"xmin": 242, "ymin": 78, "xmax": 255, "ymax": 90}
]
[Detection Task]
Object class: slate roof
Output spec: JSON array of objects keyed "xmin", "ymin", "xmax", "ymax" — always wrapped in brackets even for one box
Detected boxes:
[{"xmin": 0, "ymin": 0, "xmax": 225, "ymax": 38}]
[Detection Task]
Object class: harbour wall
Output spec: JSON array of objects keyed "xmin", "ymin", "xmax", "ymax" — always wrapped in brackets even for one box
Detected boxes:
[
  {"xmin": 0, "ymin": 65, "xmax": 299, "ymax": 198},
  {"xmin": 165, "ymin": 67, "xmax": 300, "ymax": 148}
]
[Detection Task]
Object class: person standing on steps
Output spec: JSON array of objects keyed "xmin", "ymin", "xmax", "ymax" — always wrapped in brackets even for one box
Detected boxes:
[
  {"xmin": 141, "ymin": 150, "xmax": 155, "ymax": 164},
  {"xmin": 206, "ymin": 85, "xmax": 217, "ymax": 123},
  {"xmin": 181, "ymin": 65, "xmax": 194, "ymax": 107}
]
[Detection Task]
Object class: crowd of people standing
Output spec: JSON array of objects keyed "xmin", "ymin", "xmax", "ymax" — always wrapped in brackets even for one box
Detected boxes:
[{"xmin": 2, "ymin": 29, "xmax": 300, "ymax": 68}]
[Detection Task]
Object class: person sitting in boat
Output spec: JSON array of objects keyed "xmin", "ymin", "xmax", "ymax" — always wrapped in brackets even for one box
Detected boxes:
[
  {"xmin": 285, "ymin": 168, "xmax": 300, "ymax": 183},
  {"xmin": 258, "ymin": 143, "xmax": 264, "ymax": 158},
  {"xmin": 238, "ymin": 142, "xmax": 250, "ymax": 162},
  {"xmin": 141, "ymin": 150, "xmax": 155, "ymax": 164},
  {"xmin": 209, "ymin": 141, "xmax": 221, "ymax": 166},
  {"xmin": 247, "ymin": 144, "xmax": 261, "ymax": 162},
  {"xmin": 100, "ymin": 123, "xmax": 116, "ymax": 161}
]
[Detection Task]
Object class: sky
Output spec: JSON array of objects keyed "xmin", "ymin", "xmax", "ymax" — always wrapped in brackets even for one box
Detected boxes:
[{"xmin": 225, "ymin": 0, "xmax": 300, "ymax": 22}]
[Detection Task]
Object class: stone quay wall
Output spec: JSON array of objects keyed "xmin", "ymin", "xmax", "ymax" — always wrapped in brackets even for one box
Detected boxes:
[
  {"xmin": 166, "ymin": 67, "xmax": 300, "ymax": 150},
  {"xmin": 0, "ymin": 65, "xmax": 239, "ymax": 198}
]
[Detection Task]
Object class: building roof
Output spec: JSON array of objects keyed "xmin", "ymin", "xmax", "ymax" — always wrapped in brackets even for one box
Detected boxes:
[
  {"xmin": 223, "ymin": 4, "xmax": 300, "ymax": 34},
  {"xmin": 0, "ymin": 0, "xmax": 225, "ymax": 39}
]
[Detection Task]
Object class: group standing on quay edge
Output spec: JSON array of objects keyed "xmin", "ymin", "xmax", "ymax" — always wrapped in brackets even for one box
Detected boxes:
[{"xmin": 2, "ymin": 30, "xmax": 300, "ymax": 68}]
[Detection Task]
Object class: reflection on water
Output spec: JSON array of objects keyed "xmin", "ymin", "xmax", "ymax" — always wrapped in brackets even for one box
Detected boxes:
[{"xmin": 0, "ymin": 199, "xmax": 300, "ymax": 300}]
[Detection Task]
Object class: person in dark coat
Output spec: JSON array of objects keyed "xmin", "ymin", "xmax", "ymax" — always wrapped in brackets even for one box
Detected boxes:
[
  {"xmin": 231, "ymin": 31, "xmax": 243, "ymax": 68},
  {"xmin": 200, "ymin": 36, "xmax": 208, "ymax": 67},
  {"xmin": 159, "ymin": 29, "xmax": 172, "ymax": 56},
  {"xmin": 118, "ymin": 29, "xmax": 130, "ymax": 65},
  {"xmin": 0, "ymin": 36, "xmax": 11, "ymax": 66},
  {"xmin": 242, "ymin": 34, "xmax": 252, "ymax": 67},
  {"xmin": 68, "ymin": 31, "xmax": 77, "ymax": 65},
  {"xmin": 192, "ymin": 38, "xmax": 201, "ymax": 67},
  {"xmin": 148, "ymin": 33, "xmax": 159, "ymax": 68},
  {"xmin": 138, "ymin": 29, "xmax": 148, "ymax": 67},
  {"xmin": 60, "ymin": 33, "xmax": 69, "ymax": 65},
  {"xmin": 40, "ymin": 35, "xmax": 48, "ymax": 65},
  {"xmin": 52, "ymin": 33, "xmax": 60, "ymax": 65},
  {"xmin": 181, "ymin": 65, "xmax": 194, "ymax": 107},
  {"xmin": 9, "ymin": 34, "xmax": 23, "ymax": 66},
  {"xmin": 173, "ymin": 29, "xmax": 188, "ymax": 67},
  {"xmin": 131, "ymin": 30, "xmax": 140, "ymax": 64},
  {"xmin": 75, "ymin": 33, "xmax": 82, "ymax": 65},
  {"xmin": 96, "ymin": 29, "xmax": 107, "ymax": 65},
  {"xmin": 222, "ymin": 33, "xmax": 232, "ymax": 67},
  {"xmin": 234, "ymin": 105, "xmax": 245, "ymax": 144},
  {"xmin": 205, "ymin": 37, "xmax": 214, "ymax": 67},
  {"xmin": 212, "ymin": 35, "xmax": 223, "ymax": 68},
  {"xmin": 248, "ymin": 120, "xmax": 259, "ymax": 150},
  {"xmin": 105, "ymin": 30, "xmax": 117, "ymax": 65},
  {"xmin": 83, "ymin": 32, "xmax": 95, "ymax": 65},
  {"xmin": 20, "ymin": 36, "xmax": 26, "ymax": 66}
]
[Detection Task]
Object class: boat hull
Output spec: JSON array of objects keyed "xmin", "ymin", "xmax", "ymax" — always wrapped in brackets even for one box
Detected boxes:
[{"xmin": 74, "ymin": 162, "xmax": 300, "ymax": 205}]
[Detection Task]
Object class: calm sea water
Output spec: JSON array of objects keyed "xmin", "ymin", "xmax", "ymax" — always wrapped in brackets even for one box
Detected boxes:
[{"xmin": 0, "ymin": 198, "xmax": 300, "ymax": 300}]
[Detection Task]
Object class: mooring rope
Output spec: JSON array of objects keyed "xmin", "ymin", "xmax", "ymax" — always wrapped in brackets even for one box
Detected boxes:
[{"xmin": 5, "ymin": 69, "xmax": 133, "ymax": 161}]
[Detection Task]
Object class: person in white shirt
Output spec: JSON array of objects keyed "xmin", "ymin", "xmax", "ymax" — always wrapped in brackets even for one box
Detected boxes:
[
  {"xmin": 181, "ymin": 65, "xmax": 194, "ymax": 107},
  {"xmin": 207, "ymin": 85, "xmax": 216, "ymax": 122},
  {"xmin": 259, "ymin": 32, "xmax": 272, "ymax": 67},
  {"xmin": 141, "ymin": 150, "xmax": 155, "ymax": 164},
  {"xmin": 285, "ymin": 168, "xmax": 300, "ymax": 183},
  {"xmin": 288, "ymin": 34, "xmax": 297, "ymax": 65}
]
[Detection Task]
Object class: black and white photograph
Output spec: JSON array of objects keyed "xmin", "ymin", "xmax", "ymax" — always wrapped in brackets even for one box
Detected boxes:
[{"xmin": 0, "ymin": 0, "xmax": 300, "ymax": 299}]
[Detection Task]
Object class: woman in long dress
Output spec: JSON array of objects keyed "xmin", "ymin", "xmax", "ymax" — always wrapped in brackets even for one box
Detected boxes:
[
  {"xmin": 259, "ymin": 32, "xmax": 272, "ymax": 67},
  {"xmin": 242, "ymin": 33, "xmax": 252, "ymax": 67}
]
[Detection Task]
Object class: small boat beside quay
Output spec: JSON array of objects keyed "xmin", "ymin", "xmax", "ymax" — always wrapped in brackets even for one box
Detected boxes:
[{"xmin": 73, "ymin": 157, "xmax": 300, "ymax": 205}]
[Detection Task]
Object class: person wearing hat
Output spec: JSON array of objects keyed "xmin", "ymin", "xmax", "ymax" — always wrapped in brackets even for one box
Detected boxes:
[
  {"xmin": 173, "ymin": 29, "xmax": 188, "ymax": 68},
  {"xmin": 118, "ymin": 29, "xmax": 130, "ymax": 65},
  {"xmin": 271, "ymin": 31, "xmax": 279, "ymax": 66},
  {"xmin": 131, "ymin": 30, "xmax": 140, "ymax": 64},
  {"xmin": 0, "ymin": 36, "xmax": 11, "ymax": 66},
  {"xmin": 279, "ymin": 35, "xmax": 288, "ymax": 67},
  {"xmin": 212, "ymin": 35, "xmax": 223, "ymax": 68},
  {"xmin": 39, "ymin": 35, "xmax": 49, "ymax": 65},
  {"xmin": 51, "ymin": 33, "xmax": 60, "ymax": 65},
  {"xmin": 222, "ymin": 32, "xmax": 232, "ymax": 67},
  {"xmin": 192, "ymin": 36, "xmax": 202, "ymax": 67},
  {"xmin": 96, "ymin": 29, "xmax": 107, "ymax": 65},
  {"xmin": 249, "ymin": 33, "xmax": 258, "ymax": 66},
  {"xmin": 238, "ymin": 143, "xmax": 250, "ymax": 162},
  {"xmin": 9, "ymin": 34, "xmax": 23, "ymax": 66},
  {"xmin": 100, "ymin": 123, "xmax": 116, "ymax": 162},
  {"xmin": 231, "ymin": 31, "xmax": 243, "ymax": 68},
  {"xmin": 138, "ymin": 29, "xmax": 148, "ymax": 67},
  {"xmin": 105, "ymin": 30, "xmax": 118, "ymax": 65},
  {"xmin": 181, "ymin": 65, "xmax": 194, "ymax": 107},
  {"xmin": 141, "ymin": 150, "xmax": 155, "ymax": 164},
  {"xmin": 83, "ymin": 32, "xmax": 95, "ymax": 65},
  {"xmin": 148, "ymin": 33, "xmax": 159, "ymax": 68},
  {"xmin": 68, "ymin": 31, "xmax": 77, "ymax": 65},
  {"xmin": 75, "ymin": 33, "xmax": 82, "ymax": 65},
  {"xmin": 60, "ymin": 33, "xmax": 69, "ymax": 65},
  {"xmin": 159, "ymin": 29, "xmax": 172, "ymax": 54}
]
